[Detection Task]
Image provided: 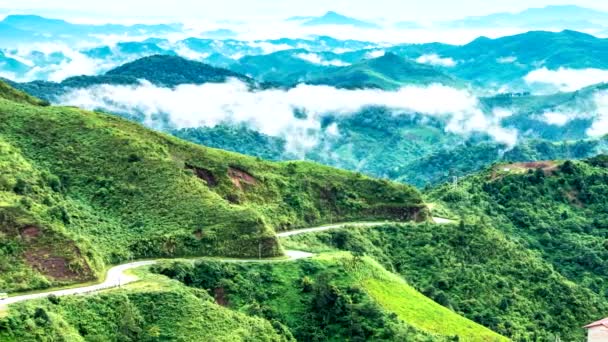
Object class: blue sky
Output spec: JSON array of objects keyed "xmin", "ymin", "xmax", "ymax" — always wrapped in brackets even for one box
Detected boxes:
[{"xmin": 1, "ymin": 0, "xmax": 608, "ymax": 22}]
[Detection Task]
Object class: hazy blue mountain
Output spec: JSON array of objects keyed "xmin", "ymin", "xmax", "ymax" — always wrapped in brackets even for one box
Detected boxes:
[
  {"xmin": 0, "ymin": 51, "xmax": 30, "ymax": 76},
  {"xmin": 0, "ymin": 14, "xmax": 182, "ymax": 44},
  {"xmin": 231, "ymin": 49, "xmax": 339, "ymax": 83},
  {"xmin": 299, "ymin": 11, "xmax": 381, "ymax": 29},
  {"xmin": 202, "ymin": 28, "xmax": 238, "ymax": 39},
  {"xmin": 306, "ymin": 52, "xmax": 460, "ymax": 89},
  {"xmin": 9, "ymin": 55, "xmax": 254, "ymax": 100},
  {"xmin": 384, "ymin": 30, "xmax": 608, "ymax": 90},
  {"xmin": 444, "ymin": 5, "xmax": 608, "ymax": 29},
  {"xmin": 0, "ymin": 22, "xmax": 45, "ymax": 45}
]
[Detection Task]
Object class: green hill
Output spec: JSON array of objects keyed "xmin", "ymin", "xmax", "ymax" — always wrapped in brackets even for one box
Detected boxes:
[
  {"xmin": 282, "ymin": 219, "xmax": 608, "ymax": 341},
  {"xmin": 0, "ymin": 268, "xmax": 292, "ymax": 341},
  {"xmin": 307, "ymin": 53, "xmax": 460, "ymax": 89},
  {"xmin": 153, "ymin": 252, "xmax": 506, "ymax": 341},
  {"xmin": 0, "ymin": 80, "xmax": 426, "ymax": 292},
  {"xmin": 9, "ymin": 55, "xmax": 254, "ymax": 101}
]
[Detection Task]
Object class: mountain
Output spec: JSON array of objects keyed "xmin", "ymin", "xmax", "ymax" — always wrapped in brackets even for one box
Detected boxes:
[
  {"xmin": 280, "ymin": 157, "xmax": 608, "ymax": 340},
  {"xmin": 105, "ymin": 55, "xmax": 250, "ymax": 86},
  {"xmin": 202, "ymin": 28, "xmax": 238, "ymax": 39},
  {"xmin": 0, "ymin": 80, "xmax": 426, "ymax": 293},
  {"xmin": 305, "ymin": 52, "xmax": 460, "ymax": 89},
  {"xmin": 0, "ymin": 14, "xmax": 181, "ymax": 37},
  {"xmin": 154, "ymin": 253, "xmax": 507, "ymax": 341},
  {"xmin": 231, "ymin": 49, "xmax": 331, "ymax": 84},
  {"xmin": 9, "ymin": 55, "xmax": 254, "ymax": 101},
  {"xmin": 298, "ymin": 11, "xmax": 381, "ymax": 29},
  {"xmin": 1, "ymin": 267, "xmax": 290, "ymax": 341},
  {"xmin": 387, "ymin": 30, "xmax": 608, "ymax": 89},
  {"xmin": 444, "ymin": 5, "xmax": 608, "ymax": 29}
]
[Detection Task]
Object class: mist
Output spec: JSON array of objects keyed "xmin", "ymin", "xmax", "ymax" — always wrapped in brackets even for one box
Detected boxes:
[
  {"xmin": 524, "ymin": 67, "xmax": 608, "ymax": 92},
  {"xmin": 57, "ymin": 79, "xmax": 518, "ymax": 154}
]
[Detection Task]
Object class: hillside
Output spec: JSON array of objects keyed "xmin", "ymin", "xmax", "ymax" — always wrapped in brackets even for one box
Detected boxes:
[
  {"xmin": 0, "ymin": 268, "xmax": 291, "ymax": 341},
  {"xmin": 282, "ymin": 219, "xmax": 608, "ymax": 341},
  {"xmin": 0, "ymin": 80, "xmax": 426, "ymax": 292},
  {"xmin": 153, "ymin": 253, "xmax": 506, "ymax": 341},
  {"xmin": 10, "ymin": 55, "xmax": 254, "ymax": 101},
  {"xmin": 428, "ymin": 157, "xmax": 608, "ymax": 296},
  {"xmin": 306, "ymin": 53, "xmax": 459, "ymax": 89}
]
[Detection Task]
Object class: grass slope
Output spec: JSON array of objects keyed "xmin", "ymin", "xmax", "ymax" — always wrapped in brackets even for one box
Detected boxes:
[
  {"xmin": 154, "ymin": 253, "xmax": 505, "ymax": 341},
  {"xmin": 283, "ymin": 221, "xmax": 607, "ymax": 341},
  {"xmin": 0, "ymin": 80, "xmax": 426, "ymax": 292},
  {"xmin": 0, "ymin": 268, "xmax": 291, "ymax": 341}
]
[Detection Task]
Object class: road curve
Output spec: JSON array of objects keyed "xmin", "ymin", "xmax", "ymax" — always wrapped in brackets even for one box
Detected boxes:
[
  {"xmin": 1, "ymin": 261, "xmax": 156, "ymax": 307},
  {"xmin": 2, "ymin": 219, "xmax": 450, "ymax": 307},
  {"xmin": 276, "ymin": 222, "xmax": 391, "ymax": 237}
]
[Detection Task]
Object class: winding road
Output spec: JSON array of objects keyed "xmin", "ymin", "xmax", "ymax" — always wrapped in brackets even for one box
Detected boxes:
[{"xmin": 1, "ymin": 219, "xmax": 452, "ymax": 308}]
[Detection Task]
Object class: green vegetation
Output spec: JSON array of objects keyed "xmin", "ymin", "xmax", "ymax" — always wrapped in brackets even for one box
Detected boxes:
[
  {"xmin": 0, "ymin": 268, "xmax": 291, "ymax": 341},
  {"xmin": 283, "ymin": 221, "xmax": 607, "ymax": 341},
  {"xmin": 306, "ymin": 53, "xmax": 460, "ymax": 90},
  {"xmin": 0, "ymin": 80, "xmax": 425, "ymax": 292},
  {"xmin": 153, "ymin": 253, "xmax": 505, "ymax": 341},
  {"xmin": 429, "ymin": 157, "xmax": 608, "ymax": 299},
  {"xmin": 10, "ymin": 55, "xmax": 254, "ymax": 101},
  {"xmin": 0, "ymin": 81, "xmax": 48, "ymax": 107}
]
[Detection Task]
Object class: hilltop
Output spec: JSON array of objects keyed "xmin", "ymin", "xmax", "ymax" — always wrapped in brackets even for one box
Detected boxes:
[
  {"xmin": 9, "ymin": 55, "xmax": 254, "ymax": 101},
  {"xmin": 0, "ymin": 80, "xmax": 426, "ymax": 293},
  {"xmin": 306, "ymin": 52, "xmax": 460, "ymax": 89}
]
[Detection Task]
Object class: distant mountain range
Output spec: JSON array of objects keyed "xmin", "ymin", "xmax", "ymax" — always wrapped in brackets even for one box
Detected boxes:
[
  {"xmin": 287, "ymin": 11, "xmax": 381, "ymax": 29},
  {"xmin": 442, "ymin": 5, "xmax": 608, "ymax": 30},
  {"xmin": 0, "ymin": 14, "xmax": 182, "ymax": 46}
]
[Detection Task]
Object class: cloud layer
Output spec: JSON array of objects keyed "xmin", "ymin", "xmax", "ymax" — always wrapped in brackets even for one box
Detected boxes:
[
  {"xmin": 524, "ymin": 67, "xmax": 608, "ymax": 92},
  {"xmin": 415, "ymin": 54, "xmax": 457, "ymax": 67},
  {"xmin": 57, "ymin": 79, "xmax": 518, "ymax": 153}
]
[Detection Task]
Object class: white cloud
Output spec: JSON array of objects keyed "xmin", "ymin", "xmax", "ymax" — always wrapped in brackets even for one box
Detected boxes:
[
  {"xmin": 588, "ymin": 91, "xmax": 608, "ymax": 137},
  {"xmin": 524, "ymin": 67, "xmax": 608, "ymax": 92},
  {"xmin": 542, "ymin": 112, "xmax": 570, "ymax": 126},
  {"xmin": 295, "ymin": 53, "xmax": 350, "ymax": 67},
  {"xmin": 415, "ymin": 54, "xmax": 457, "ymax": 67},
  {"xmin": 247, "ymin": 41, "xmax": 293, "ymax": 54},
  {"xmin": 365, "ymin": 50, "xmax": 385, "ymax": 59},
  {"xmin": 497, "ymin": 56, "xmax": 517, "ymax": 64},
  {"xmin": 57, "ymin": 79, "xmax": 518, "ymax": 154},
  {"xmin": 174, "ymin": 44, "xmax": 211, "ymax": 61}
]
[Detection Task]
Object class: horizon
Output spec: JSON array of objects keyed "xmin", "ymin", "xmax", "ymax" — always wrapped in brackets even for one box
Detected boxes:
[{"xmin": 1, "ymin": 1, "xmax": 607, "ymax": 24}]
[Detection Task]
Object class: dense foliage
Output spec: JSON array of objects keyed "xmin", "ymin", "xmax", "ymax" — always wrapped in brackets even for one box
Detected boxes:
[
  {"xmin": 283, "ymin": 221, "xmax": 607, "ymax": 341},
  {"xmin": 0, "ymin": 81, "xmax": 425, "ymax": 292},
  {"xmin": 0, "ymin": 274, "xmax": 290, "ymax": 341},
  {"xmin": 153, "ymin": 253, "xmax": 505, "ymax": 341}
]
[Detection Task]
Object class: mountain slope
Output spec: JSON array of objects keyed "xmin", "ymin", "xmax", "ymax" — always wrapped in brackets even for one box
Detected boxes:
[
  {"xmin": 0, "ymin": 270, "xmax": 291, "ymax": 341},
  {"xmin": 154, "ymin": 253, "xmax": 506, "ymax": 341},
  {"xmin": 282, "ymin": 218, "xmax": 608, "ymax": 341},
  {"xmin": 10, "ymin": 55, "xmax": 254, "ymax": 101},
  {"xmin": 299, "ymin": 11, "xmax": 380, "ymax": 29},
  {"xmin": 105, "ymin": 55, "xmax": 251, "ymax": 87},
  {"xmin": 444, "ymin": 5, "xmax": 608, "ymax": 29},
  {"xmin": 306, "ymin": 53, "xmax": 459, "ymax": 89},
  {"xmin": 0, "ymin": 80, "xmax": 426, "ymax": 292}
]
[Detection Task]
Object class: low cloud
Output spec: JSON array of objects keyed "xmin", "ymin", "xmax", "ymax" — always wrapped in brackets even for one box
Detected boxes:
[
  {"xmin": 415, "ymin": 54, "xmax": 457, "ymax": 67},
  {"xmin": 365, "ymin": 50, "xmax": 385, "ymax": 59},
  {"xmin": 58, "ymin": 79, "xmax": 518, "ymax": 154},
  {"xmin": 295, "ymin": 53, "xmax": 350, "ymax": 67},
  {"xmin": 542, "ymin": 112, "xmax": 570, "ymax": 126},
  {"xmin": 524, "ymin": 67, "xmax": 608, "ymax": 92},
  {"xmin": 588, "ymin": 91, "xmax": 608, "ymax": 137},
  {"xmin": 496, "ymin": 56, "xmax": 517, "ymax": 64}
]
